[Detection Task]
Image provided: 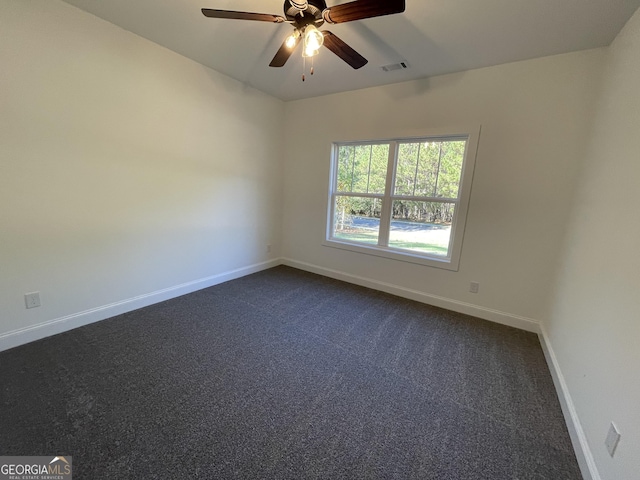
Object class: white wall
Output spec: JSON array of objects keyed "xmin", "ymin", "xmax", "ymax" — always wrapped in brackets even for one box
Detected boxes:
[
  {"xmin": 546, "ymin": 8, "xmax": 640, "ymax": 480},
  {"xmin": 0, "ymin": 0, "xmax": 283, "ymax": 344},
  {"xmin": 281, "ymin": 49, "xmax": 605, "ymax": 327}
]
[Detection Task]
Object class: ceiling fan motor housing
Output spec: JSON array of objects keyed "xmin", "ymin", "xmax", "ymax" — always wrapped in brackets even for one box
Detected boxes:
[{"xmin": 284, "ymin": 0, "xmax": 326, "ymax": 27}]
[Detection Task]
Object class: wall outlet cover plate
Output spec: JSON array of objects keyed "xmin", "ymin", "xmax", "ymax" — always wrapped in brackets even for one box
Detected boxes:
[{"xmin": 25, "ymin": 292, "xmax": 41, "ymax": 309}]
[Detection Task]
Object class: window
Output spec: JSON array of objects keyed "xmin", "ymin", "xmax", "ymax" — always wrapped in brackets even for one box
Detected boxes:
[{"xmin": 325, "ymin": 128, "xmax": 479, "ymax": 270}]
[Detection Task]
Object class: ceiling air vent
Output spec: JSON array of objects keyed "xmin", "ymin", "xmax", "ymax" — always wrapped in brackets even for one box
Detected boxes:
[{"xmin": 381, "ymin": 61, "xmax": 408, "ymax": 72}]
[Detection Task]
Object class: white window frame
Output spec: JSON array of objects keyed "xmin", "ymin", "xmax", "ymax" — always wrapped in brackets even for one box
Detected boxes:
[{"xmin": 324, "ymin": 126, "xmax": 480, "ymax": 271}]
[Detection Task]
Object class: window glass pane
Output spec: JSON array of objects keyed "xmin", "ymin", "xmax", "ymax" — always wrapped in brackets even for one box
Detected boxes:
[
  {"xmin": 351, "ymin": 145, "xmax": 371, "ymax": 192},
  {"xmin": 332, "ymin": 196, "xmax": 381, "ymax": 245},
  {"xmin": 394, "ymin": 140, "xmax": 467, "ymax": 199},
  {"xmin": 388, "ymin": 201, "xmax": 455, "ymax": 256},
  {"xmin": 367, "ymin": 144, "xmax": 389, "ymax": 194},
  {"xmin": 336, "ymin": 144, "xmax": 389, "ymax": 194},
  {"xmin": 394, "ymin": 143, "xmax": 419, "ymax": 195},
  {"xmin": 434, "ymin": 141, "xmax": 466, "ymax": 198},
  {"xmin": 415, "ymin": 141, "xmax": 440, "ymax": 196},
  {"xmin": 337, "ymin": 146, "xmax": 353, "ymax": 192}
]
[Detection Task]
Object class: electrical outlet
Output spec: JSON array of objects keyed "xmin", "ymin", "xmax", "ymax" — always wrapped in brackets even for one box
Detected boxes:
[
  {"xmin": 469, "ymin": 281, "xmax": 479, "ymax": 294},
  {"xmin": 267, "ymin": 244, "xmax": 272, "ymax": 253},
  {"xmin": 25, "ymin": 292, "xmax": 41, "ymax": 309},
  {"xmin": 605, "ymin": 422, "xmax": 621, "ymax": 457}
]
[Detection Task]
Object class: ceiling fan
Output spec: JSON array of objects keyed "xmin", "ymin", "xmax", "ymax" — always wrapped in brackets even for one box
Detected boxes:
[{"xmin": 201, "ymin": 0, "xmax": 406, "ymax": 79}]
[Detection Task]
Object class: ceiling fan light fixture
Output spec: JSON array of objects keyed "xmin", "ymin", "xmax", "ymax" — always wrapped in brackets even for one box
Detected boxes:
[
  {"xmin": 285, "ymin": 30, "xmax": 300, "ymax": 49},
  {"xmin": 302, "ymin": 24, "xmax": 324, "ymax": 57},
  {"xmin": 202, "ymin": 0, "xmax": 406, "ymax": 71}
]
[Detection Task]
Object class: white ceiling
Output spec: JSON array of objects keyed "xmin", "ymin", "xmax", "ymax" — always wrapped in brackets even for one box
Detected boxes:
[{"xmin": 60, "ymin": 0, "xmax": 640, "ymax": 101}]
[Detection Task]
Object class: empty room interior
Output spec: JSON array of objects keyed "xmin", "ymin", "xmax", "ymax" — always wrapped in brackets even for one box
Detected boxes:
[{"xmin": 1, "ymin": 0, "xmax": 639, "ymax": 479}]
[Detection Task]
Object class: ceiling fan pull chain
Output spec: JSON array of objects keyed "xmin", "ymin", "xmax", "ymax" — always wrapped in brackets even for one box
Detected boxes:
[
  {"xmin": 302, "ymin": 55, "xmax": 306, "ymax": 81},
  {"xmin": 311, "ymin": 56, "xmax": 314, "ymax": 75}
]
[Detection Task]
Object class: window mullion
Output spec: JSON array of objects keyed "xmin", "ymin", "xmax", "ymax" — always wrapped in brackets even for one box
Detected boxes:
[
  {"xmin": 334, "ymin": 192, "xmax": 383, "ymax": 199},
  {"xmin": 378, "ymin": 142, "xmax": 397, "ymax": 247},
  {"xmin": 365, "ymin": 144, "xmax": 372, "ymax": 193},
  {"xmin": 389, "ymin": 195, "xmax": 459, "ymax": 203}
]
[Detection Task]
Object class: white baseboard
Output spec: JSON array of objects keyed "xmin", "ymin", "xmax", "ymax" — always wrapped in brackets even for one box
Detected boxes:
[
  {"xmin": 538, "ymin": 324, "xmax": 600, "ymax": 480},
  {"xmin": 0, "ymin": 259, "xmax": 281, "ymax": 353},
  {"xmin": 3, "ymin": 256, "xmax": 596, "ymax": 480},
  {"xmin": 281, "ymin": 258, "xmax": 598, "ymax": 480},
  {"xmin": 281, "ymin": 258, "xmax": 540, "ymax": 333}
]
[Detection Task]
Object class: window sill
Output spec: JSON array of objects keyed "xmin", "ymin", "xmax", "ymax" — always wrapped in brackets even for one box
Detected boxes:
[{"xmin": 323, "ymin": 238, "xmax": 460, "ymax": 271}]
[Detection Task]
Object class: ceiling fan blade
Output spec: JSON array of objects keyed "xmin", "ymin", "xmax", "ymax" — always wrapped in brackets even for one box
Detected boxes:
[
  {"xmin": 322, "ymin": 31, "xmax": 368, "ymax": 69},
  {"xmin": 201, "ymin": 8, "xmax": 286, "ymax": 23},
  {"xmin": 269, "ymin": 35, "xmax": 301, "ymax": 67},
  {"xmin": 322, "ymin": 0, "xmax": 405, "ymax": 24}
]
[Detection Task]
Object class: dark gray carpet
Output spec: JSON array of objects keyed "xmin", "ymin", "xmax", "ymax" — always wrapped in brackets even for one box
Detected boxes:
[{"xmin": 0, "ymin": 266, "xmax": 581, "ymax": 479}]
